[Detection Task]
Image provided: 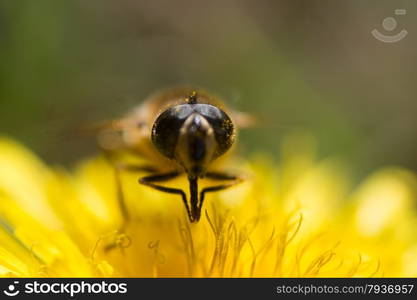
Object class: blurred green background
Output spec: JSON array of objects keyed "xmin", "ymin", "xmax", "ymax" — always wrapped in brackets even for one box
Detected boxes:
[{"xmin": 1, "ymin": 0, "xmax": 416, "ymax": 179}]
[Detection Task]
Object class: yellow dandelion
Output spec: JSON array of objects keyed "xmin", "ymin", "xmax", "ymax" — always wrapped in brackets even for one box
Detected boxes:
[{"xmin": 0, "ymin": 135, "xmax": 417, "ymax": 278}]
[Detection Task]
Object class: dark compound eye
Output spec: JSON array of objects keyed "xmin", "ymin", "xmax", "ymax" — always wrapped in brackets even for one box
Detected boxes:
[
  {"xmin": 151, "ymin": 104, "xmax": 235, "ymax": 159},
  {"xmin": 193, "ymin": 104, "xmax": 235, "ymax": 157},
  {"xmin": 151, "ymin": 105, "xmax": 192, "ymax": 159}
]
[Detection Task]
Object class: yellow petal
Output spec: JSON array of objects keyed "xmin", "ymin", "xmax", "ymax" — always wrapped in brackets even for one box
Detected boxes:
[{"xmin": 0, "ymin": 138, "xmax": 61, "ymax": 228}]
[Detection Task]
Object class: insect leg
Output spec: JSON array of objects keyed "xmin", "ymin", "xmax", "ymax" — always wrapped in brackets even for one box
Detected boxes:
[
  {"xmin": 205, "ymin": 171, "xmax": 242, "ymax": 181},
  {"xmin": 199, "ymin": 172, "xmax": 244, "ymax": 216},
  {"xmin": 104, "ymin": 163, "xmax": 159, "ymax": 252},
  {"xmin": 114, "ymin": 163, "xmax": 158, "ymax": 223},
  {"xmin": 139, "ymin": 172, "xmax": 192, "ymax": 222}
]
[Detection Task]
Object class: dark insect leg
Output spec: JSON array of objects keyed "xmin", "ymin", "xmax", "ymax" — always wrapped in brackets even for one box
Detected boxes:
[
  {"xmin": 114, "ymin": 163, "xmax": 158, "ymax": 223},
  {"xmin": 104, "ymin": 163, "xmax": 158, "ymax": 252},
  {"xmin": 139, "ymin": 172, "xmax": 193, "ymax": 222},
  {"xmin": 198, "ymin": 172, "xmax": 244, "ymax": 216},
  {"xmin": 205, "ymin": 171, "xmax": 242, "ymax": 181}
]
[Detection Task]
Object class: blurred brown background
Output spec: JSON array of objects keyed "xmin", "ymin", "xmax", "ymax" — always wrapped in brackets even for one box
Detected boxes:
[{"xmin": 0, "ymin": 0, "xmax": 416, "ymax": 179}]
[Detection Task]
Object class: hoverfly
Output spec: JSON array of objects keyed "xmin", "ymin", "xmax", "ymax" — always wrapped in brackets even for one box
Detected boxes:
[{"xmin": 98, "ymin": 87, "xmax": 247, "ymax": 223}]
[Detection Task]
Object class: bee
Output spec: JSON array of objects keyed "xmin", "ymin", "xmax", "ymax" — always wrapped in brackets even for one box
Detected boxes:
[{"xmin": 98, "ymin": 87, "xmax": 247, "ymax": 223}]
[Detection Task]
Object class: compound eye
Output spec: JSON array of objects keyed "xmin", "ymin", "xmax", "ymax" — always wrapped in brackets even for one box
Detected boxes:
[
  {"xmin": 194, "ymin": 104, "xmax": 235, "ymax": 158},
  {"xmin": 151, "ymin": 105, "xmax": 192, "ymax": 158}
]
